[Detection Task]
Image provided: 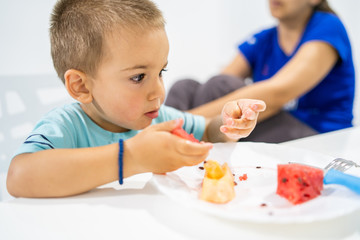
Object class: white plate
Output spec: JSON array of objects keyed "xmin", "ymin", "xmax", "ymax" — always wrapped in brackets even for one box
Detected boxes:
[{"xmin": 153, "ymin": 142, "xmax": 360, "ymax": 223}]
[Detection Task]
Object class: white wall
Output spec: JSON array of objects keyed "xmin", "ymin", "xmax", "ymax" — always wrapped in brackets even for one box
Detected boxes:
[
  {"xmin": 0, "ymin": 0, "xmax": 58, "ymax": 76},
  {"xmin": 0, "ymin": 0, "xmax": 359, "ymax": 124}
]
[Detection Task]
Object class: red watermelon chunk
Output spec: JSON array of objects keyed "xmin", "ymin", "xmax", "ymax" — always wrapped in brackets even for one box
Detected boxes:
[
  {"xmin": 171, "ymin": 126, "xmax": 199, "ymax": 143},
  {"xmin": 276, "ymin": 164, "xmax": 324, "ymax": 205}
]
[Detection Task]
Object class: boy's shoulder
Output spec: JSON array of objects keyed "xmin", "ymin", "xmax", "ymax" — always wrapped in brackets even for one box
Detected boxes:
[
  {"xmin": 157, "ymin": 105, "xmax": 206, "ymax": 140},
  {"xmin": 155, "ymin": 105, "xmax": 190, "ymax": 123},
  {"xmin": 41, "ymin": 102, "xmax": 85, "ymax": 124},
  {"xmin": 34, "ymin": 102, "xmax": 99, "ymax": 137},
  {"xmin": 14, "ymin": 102, "xmax": 93, "ymax": 155}
]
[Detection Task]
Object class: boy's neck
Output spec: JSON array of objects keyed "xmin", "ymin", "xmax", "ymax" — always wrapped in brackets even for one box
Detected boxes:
[{"xmin": 80, "ymin": 103, "xmax": 130, "ymax": 133}]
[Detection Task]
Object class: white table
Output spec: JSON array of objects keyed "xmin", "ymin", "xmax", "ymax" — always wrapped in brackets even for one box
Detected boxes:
[{"xmin": 1, "ymin": 127, "xmax": 360, "ymax": 240}]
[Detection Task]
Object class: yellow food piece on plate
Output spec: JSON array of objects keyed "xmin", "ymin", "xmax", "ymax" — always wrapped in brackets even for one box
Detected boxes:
[
  {"xmin": 199, "ymin": 160, "xmax": 235, "ymax": 204},
  {"xmin": 204, "ymin": 160, "xmax": 225, "ymax": 179}
]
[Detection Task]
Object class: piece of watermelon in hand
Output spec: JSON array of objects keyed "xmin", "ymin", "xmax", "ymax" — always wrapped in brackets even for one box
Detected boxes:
[{"xmin": 171, "ymin": 126, "xmax": 199, "ymax": 143}]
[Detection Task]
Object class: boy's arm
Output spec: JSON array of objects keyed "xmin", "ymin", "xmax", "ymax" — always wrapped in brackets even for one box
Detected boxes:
[
  {"xmin": 7, "ymin": 145, "xmax": 119, "ymax": 198},
  {"xmin": 202, "ymin": 116, "xmax": 229, "ymax": 143},
  {"xmin": 7, "ymin": 119, "xmax": 212, "ymax": 198}
]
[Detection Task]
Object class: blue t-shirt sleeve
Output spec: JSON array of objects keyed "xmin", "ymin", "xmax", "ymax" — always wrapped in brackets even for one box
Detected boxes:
[
  {"xmin": 238, "ymin": 33, "xmax": 259, "ymax": 68},
  {"xmin": 182, "ymin": 111, "xmax": 206, "ymax": 141},
  {"xmin": 238, "ymin": 28, "xmax": 275, "ymax": 70},
  {"xmin": 157, "ymin": 106, "xmax": 206, "ymax": 141},
  {"xmin": 302, "ymin": 13, "xmax": 351, "ymax": 62},
  {"xmin": 13, "ymin": 104, "xmax": 86, "ymax": 157},
  {"xmin": 14, "ymin": 119, "xmax": 75, "ymax": 156}
]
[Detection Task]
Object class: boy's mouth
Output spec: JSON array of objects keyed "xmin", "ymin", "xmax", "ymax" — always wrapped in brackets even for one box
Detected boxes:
[{"xmin": 145, "ymin": 110, "xmax": 159, "ymax": 119}]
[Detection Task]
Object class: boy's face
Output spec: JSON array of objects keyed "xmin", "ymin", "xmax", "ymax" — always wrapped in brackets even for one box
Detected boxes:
[{"xmin": 84, "ymin": 27, "xmax": 169, "ymax": 132}]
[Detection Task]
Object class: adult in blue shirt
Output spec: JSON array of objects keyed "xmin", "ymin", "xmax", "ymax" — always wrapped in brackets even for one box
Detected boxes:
[{"xmin": 166, "ymin": 0, "xmax": 355, "ymax": 143}]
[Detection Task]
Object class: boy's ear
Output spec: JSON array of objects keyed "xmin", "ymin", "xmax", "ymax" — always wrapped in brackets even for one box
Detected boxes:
[{"xmin": 64, "ymin": 69, "xmax": 93, "ymax": 104}]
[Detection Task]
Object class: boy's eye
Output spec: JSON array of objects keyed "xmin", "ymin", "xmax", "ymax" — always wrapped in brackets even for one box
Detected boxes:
[
  {"xmin": 130, "ymin": 73, "xmax": 145, "ymax": 83},
  {"xmin": 159, "ymin": 68, "xmax": 168, "ymax": 77}
]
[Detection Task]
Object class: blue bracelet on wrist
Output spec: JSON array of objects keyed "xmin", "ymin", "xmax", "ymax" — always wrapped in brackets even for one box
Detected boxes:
[{"xmin": 118, "ymin": 139, "xmax": 124, "ymax": 185}]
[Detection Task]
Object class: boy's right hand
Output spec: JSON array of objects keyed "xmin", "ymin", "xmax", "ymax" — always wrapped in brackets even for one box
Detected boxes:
[{"xmin": 124, "ymin": 119, "xmax": 213, "ymax": 175}]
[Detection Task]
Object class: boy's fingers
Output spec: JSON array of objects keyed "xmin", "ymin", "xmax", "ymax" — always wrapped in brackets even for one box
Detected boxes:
[
  {"xmin": 222, "ymin": 99, "xmax": 266, "ymax": 121},
  {"xmin": 220, "ymin": 126, "xmax": 253, "ymax": 139},
  {"xmin": 237, "ymin": 99, "xmax": 266, "ymax": 112},
  {"xmin": 222, "ymin": 102, "xmax": 240, "ymax": 119},
  {"xmin": 182, "ymin": 153, "xmax": 210, "ymax": 166},
  {"xmin": 148, "ymin": 118, "xmax": 183, "ymax": 132},
  {"xmin": 224, "ymin": 116, "xmax": 255, "ymax": 129},
  {"xmin": 237, "ymin": 100, "xmax": 266, "ymax": 120},
  {"xmin": 237, "ymin": 99, "xmax": 266, "ymax": 114},
  {"xmin": 175, "ymin": 140, "xmax": 213, "ymax": 156},
  {"xmin": 241, "ymin": 110, "xmax": 257, "ymax": 121},
  {"xmin": 249, "ymin": 101, "xmax": 266, "ymax": 112},
  {"xmin": 234, "ymin": 118, "xmax": 255, "ymax": 129}
]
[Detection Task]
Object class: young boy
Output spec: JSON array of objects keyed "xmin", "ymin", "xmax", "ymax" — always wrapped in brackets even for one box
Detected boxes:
[{"xmin": 6, "ymin": 0, "xmax": 265, "ymax": 198}]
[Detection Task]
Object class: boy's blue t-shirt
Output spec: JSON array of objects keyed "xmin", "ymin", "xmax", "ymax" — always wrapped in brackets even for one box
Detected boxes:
[
  {"xmin": 238, "ymin": 11, "xmax": 355, "ymax": 133},
  {"xmin": 15, "ymin": 103, "xmax": 205, "ymax": 155}
]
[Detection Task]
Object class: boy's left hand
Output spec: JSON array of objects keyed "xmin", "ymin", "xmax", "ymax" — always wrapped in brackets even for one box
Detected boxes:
[{"xmin": 220, "ymin": 99, "xmax": 266, "ymax": 140}]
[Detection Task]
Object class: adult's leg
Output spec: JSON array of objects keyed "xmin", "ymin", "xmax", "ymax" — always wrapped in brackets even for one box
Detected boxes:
[
  {"xmin": 192, "ymin": 74, "xmax": 246, "ymax": 107},
  {"xmin": 240, "ymin": 111, "xmax": 318, "ymax": 143},
  {"xmin": 165, "ymin": 74, "xmax": 245, "ymax": 110},
  {"xmin": 165, "ymin": 79, "xmax": 201, "ymax": 111}
]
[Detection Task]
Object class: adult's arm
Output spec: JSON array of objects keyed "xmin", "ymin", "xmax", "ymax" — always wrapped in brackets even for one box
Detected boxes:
[{"xmin": 189, "ymin": 41, "xmax": 338, "ymax": 121}]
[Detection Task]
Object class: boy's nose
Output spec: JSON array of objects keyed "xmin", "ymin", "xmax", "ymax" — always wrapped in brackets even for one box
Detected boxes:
[{"xmin": 148, "ymin": 76, "xmax": 165, "ymax": 101}]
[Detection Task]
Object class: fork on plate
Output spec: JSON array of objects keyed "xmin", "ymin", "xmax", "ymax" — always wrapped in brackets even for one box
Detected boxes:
[
  {"xmin": 324, "ymin": 158, "xmax": 360, "ymax": 172},
  {"xmin": 289, "ymin": 158, "xmax": 360, "ymax": 194},
  {"xmin": 321, "ymin": 158, "xmax": 360, "ymax": 194}
]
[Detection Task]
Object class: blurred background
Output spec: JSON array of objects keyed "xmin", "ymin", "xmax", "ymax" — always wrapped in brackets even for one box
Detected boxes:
[
  {"xmin": 0, "ymin": 0, "xmax": 359, "ymax": 200},
  {"xmin": 1, "ymin": 1, "xmax": 358, "ymax": 95}
]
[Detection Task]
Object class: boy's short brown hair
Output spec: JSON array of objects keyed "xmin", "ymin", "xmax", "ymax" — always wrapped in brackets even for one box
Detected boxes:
[{"xmin": 50, "ymin": 0, "xmax": 165, "ymax": 83}]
